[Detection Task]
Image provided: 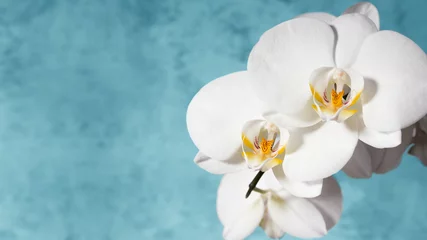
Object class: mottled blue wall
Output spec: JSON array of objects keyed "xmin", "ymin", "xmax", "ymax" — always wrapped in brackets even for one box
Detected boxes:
[{"xmin": 0, "ymin": 0, "xmax": 426, "ymax": 239}]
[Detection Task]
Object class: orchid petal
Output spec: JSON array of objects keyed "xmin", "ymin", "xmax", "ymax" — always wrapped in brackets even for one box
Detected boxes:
[
  {"xmin": 352, "ymin": 31, "xmax": 427, "ymax": 132},
  {"xmin": 283, "ymin": 118, "xmax": 359, "ymax": 182},
  {"xmin": 263, "ymin": 104, "xmax": 321, "ymax": 129},
  {"xmin": 187, "ymin": 71, "xmax": 262, "ymax": 161},
  {"xmin": 217, "ymin": 171, "xmax": 265, "ymax": 240},
  {"xmin": 374, "ymin": 125, "xmax": 415, "ymax": 174},
  {"xmin": 409, "ymin": 117, "xmax": 427, "ymax": 166},
  {"xmin": 194, "ymin": 152, "xmax": 247, "ymax": 175},
  {"xmin": 267, "ymin": 196, "xmax": 327, "ymax": 238},
  {"xmin": 418, "ymin": 116, "xmax": 427, "ymax": 132},
  {"xmin": 333, "ymin": 13, "xmax": 378, "ymax": 68},
  {"xmin": 260, "ymin": 213, "xmax": 285, "ymax": 239},
  {"xmin": 267, "ymin": 192, "xmax": 330, "ymax": 238},
  {"xmin": 248, "ymin": 18, "xmax": 335, "ymax": 115},
  {"xmin": 272, "ymin": 166, "xmax": 323, "ymax": 198},
  {"xmin": 343, "ymin": 2, "xmax": 380, "ymax": 29},
  {"xmin": 358, "ymin": 117, "xmax": 402, "ymax": 148},
  {"xmin": 342, "ymin": 140, "xmax": 373, "ymax": 178},
  {"xmin": 296, "ymin": 12, "xmax": 336, "ymax": 24},
  {"xmin": 344, "ymin": 125, "xmax": 415, "ymax": 178},
  {"xmin": 306, "ymin": 177, "xmax": 343, "ymax": 231},
  {"xmin": 258, "ymin": 168, "xmax": 288, "ymax": 239},
  {"xmin": 257, "ymin": 169, "xmax": 284, "ymax": 191}
]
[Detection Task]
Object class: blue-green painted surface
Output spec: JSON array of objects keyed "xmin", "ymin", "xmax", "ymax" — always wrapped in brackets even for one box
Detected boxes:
[{"xmin": 0, "ymin": 0, "xmax": 426, "ymax": 239}]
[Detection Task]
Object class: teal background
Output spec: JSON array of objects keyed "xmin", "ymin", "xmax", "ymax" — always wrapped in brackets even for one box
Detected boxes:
[{"xmin": 0, "ymin": 0, "xmax": 426, "ymax": 239}]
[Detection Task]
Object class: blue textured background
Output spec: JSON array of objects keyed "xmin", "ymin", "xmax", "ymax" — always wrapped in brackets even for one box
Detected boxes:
[{"xmin": 0, "ymin": 0, "xmax": 426, "ymax": 239}]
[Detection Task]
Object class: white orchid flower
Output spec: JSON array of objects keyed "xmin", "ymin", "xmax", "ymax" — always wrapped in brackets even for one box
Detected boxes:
[
  {"xmin": 248, "ymin": 2, "xmax": 427, "ymax": 182},
  {"xmin": 188, "ymin": 71, "xmax": 323, "ymax": 198},
  {"xmin": 217, "ymin": 170, "xmax": 342, "ymax": 240},
  {"xmin": 409, "ymin": 115, "xmax": 427, "ymax": 166},
  {"xmin": 342, "ymin": 125, "xmax": 415, "ymax": 178}
]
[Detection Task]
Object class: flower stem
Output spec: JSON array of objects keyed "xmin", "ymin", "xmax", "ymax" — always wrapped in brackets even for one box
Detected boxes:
[
  {"xmin": 253, "ymin": 187, "xmax": 268, "ymax": 194},
  {"xmin": 245, "ymin": 171, "xmax": 265, "ymax": 198}
]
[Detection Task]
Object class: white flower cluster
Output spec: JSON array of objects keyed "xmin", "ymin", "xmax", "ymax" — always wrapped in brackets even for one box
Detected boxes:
[{"xmin": 186, "ymin": 2, "xmax": 427, "ymax": 239}]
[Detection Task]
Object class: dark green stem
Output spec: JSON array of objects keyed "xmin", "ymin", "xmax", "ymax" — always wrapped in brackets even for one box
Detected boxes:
[{"xmin": 245, "ymin": 171, "xmax": 265, "ymax": 198}]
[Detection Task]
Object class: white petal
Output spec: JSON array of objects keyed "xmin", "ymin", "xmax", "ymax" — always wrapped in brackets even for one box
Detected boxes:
[
  {"xmin": 260, "ymin": 213, "xmax": 285, "ymax": 239},
  {"xmin": 306, "ymin": 177, "xmax": 343, "ymax": 231},
  {"xmin": 222, "ymin": 200, "xmax": 264, "ymax": 240},
  {"xmin": 257, "ymin": 169, "xmax": 284, "ymax": 191},
  {"xmin": 296, "ymin": 12, "xmax": 336, "ymax": 24},
  {"xmin": 337, "ymin": 68, "xmax": 365, "ymax": 122},
  {"xmin": 272, "ymin": 165, "xmax": 323, "ymax": 198},
  {"xmin": 374, "ymin": 125, "xmax": 415, "ymax": 174},
  {"xmin": 343, "ymin": 2, "xmax": 380, "ymax": 29},
  {"xmin": 333, "ymin": 13, "xmax": 378, "ymax": 68},
  {"xmin": 342, "ymin": 140, "xmax": 373, "ymax": 178},
  {"xmin": 187, "ymin": 71, "xmax": 262, "ymax": 161},
  {"xmin": 217, "ymin": 171, "xmax": 265, "ymax": 240},
  {"xmin": 418, "ymin": 116, "xmax": 427, "ymax": 132},
  {"xmin": 358, "ymin": 117, "xmax": 402, "ymax": 148},
  {"xmin": 248, "ymin": 18, "xmax": 335, "ymax": 115},
  {"xmin": 366, "ymin": 145, "xmax": 386, "ymax": 172},
  {"xmin": 344, "ymin": 68, "xmax": 365, "ymax": 93},
  {"xmin": 267, "ymin": 194, "xmax": 327, "ymax": 238},
  {"xmin": 309, "ymin": 67, "xmax": 335, "ymax": 92},
  {"xmin": 409, "ymin": 119, "xmax": 427, "ymax": 165},
  {"xmin": 263, "ymin": 103, "xmax": 321, "ymax": 130},
  {"xmin": 352, "ymin": 31, "xmax": 427, "ymax": 132},
  {"xmin": 345, "ymin": 125, "xmax": 415, "ymax": 177},
  {"xmin": 283, "ymin": 118, "xmax": 359, "ymax": 182},
  {"xmin": 194, "ymin": 151, "xmax": 247, "ymax": 175}
]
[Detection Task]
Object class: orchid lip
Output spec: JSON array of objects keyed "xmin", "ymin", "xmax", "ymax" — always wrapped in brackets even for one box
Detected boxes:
[
  {"xmin": 309, "ymin": 68, "xmax": 362, "ymax": 122},
  {"xmin": 241, "ymin": 120, "xmax": 287, "ymax": 172}
]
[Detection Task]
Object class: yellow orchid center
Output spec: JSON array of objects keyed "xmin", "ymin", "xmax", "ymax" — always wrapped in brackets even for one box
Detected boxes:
[
  {"xmin": 260, "ymin": 138, "xmax": 274, "ymax": 154},
  {"xmin": 331, "ymin": 88, "xmax": 344, "ymax": 109},
  {"xmin": 309, "ymin": 68, "xmax": 363, "ymax": 122},
  {"xmin": 241, "ymin": 120, "xmax": 287, "ymax": 172}
]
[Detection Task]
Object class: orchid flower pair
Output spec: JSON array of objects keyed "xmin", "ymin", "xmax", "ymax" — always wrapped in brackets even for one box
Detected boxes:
[{"xmin": 187, "ymin": 2, "xmax": 427, "ymax": 239}]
